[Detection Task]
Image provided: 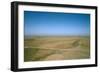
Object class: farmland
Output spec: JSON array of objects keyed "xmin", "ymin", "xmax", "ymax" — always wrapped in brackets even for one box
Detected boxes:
[{"xmin": 24, "ymin": 36, "xmax": 90, "ymax": 62}]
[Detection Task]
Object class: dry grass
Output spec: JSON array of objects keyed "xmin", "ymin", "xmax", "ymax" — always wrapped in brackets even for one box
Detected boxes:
[{"xmin": 24, "ymin": 36, "xmax": 90, "ymax": 62}]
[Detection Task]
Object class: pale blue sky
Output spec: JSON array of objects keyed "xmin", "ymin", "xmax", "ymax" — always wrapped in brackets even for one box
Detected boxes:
[{"xmin": 24, "ymin": 11, "xmax": 90, "ymax": 36}]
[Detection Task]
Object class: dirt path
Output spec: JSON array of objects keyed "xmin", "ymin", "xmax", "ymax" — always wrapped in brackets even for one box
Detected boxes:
[
  {"xmin": 44, "ymin": 54, "xmax": 65, "ymax": 60},
  {"xmin": 42, "ymin": 46, "xmax": 90, "ymax": 60}
]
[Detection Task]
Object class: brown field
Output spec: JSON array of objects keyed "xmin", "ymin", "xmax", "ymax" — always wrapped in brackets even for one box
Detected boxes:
[{"xmin": 24, "ymin": 36, "xmax": 90, "ymax": 62}]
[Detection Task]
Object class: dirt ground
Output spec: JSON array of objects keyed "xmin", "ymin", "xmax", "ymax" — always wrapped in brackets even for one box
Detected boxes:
[{"xmin": 24, "ymin": 36, "xmax": 90, "ymax": 62}]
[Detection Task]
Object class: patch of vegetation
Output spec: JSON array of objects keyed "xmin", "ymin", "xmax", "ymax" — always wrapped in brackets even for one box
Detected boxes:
[
  {"xmin": 24, "ymin": 48, "xmax": 39, "ymax": 62},
  {"xmin": 24, "ymin": 48, "xmax": 55, "ymax": 62},
  {"xmin": 72, "ymin": 40, "xmax": 80, "ymax": 47}
]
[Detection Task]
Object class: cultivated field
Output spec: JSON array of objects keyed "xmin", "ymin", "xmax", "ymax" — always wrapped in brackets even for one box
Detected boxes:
[{"xmin": 24, "ymin": 36, "xmax": 90, "ymax": 62}]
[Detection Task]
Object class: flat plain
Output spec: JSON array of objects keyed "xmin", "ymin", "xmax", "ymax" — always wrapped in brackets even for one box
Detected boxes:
[{"xmin": 24, "ymin": 36, "xmax": 90, "ymax": 62}]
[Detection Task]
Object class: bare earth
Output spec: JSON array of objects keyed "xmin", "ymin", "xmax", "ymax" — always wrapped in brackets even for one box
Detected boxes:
[{"xmin": 24, "ymin": 36, "xmax": 90, "ymax": 62}]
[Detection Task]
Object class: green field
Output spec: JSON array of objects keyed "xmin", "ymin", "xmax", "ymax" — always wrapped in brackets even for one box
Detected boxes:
[{"xmin": 24, "ymin": 36, "xmax": 90, "ymax": 62}]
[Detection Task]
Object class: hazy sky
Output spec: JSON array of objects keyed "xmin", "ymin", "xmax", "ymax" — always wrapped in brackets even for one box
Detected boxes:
[{"xmin": 24, "ymin": 11, "xmax": 90, "ymax": 36}]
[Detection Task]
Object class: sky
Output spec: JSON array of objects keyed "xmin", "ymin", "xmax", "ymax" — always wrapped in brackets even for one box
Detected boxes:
[{"xmin": 24, "ymin": 11, "xmax": 90, "ymax": 36}]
